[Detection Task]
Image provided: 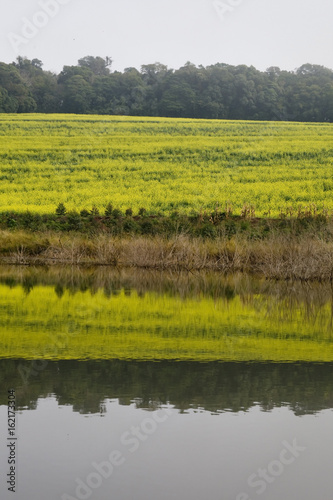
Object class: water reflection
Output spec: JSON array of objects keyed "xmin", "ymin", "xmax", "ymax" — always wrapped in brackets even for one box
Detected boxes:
[
  {"xmin": 1, "ymin": 267, "xmax": 333, "ymax": 500},
  {"xmin": 1, "ymin": 265, "xmax": 333, "ymax": 326},
  {"xmin": 1, "ymin": 359, "xmax": 333, "ymax": 416},
  {"xmin": 0, "ymin": 267, "xmax": 333, "ymax": 362}
]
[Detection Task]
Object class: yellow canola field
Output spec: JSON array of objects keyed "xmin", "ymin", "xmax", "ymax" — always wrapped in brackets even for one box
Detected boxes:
[{"xmin": 0, "ymin": 114, "xmax": 332, "ymax": 216}]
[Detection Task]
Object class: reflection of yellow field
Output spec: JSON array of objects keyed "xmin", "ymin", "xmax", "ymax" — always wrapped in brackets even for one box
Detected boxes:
[
  {"xmin": 1, "ymin": 285, "xmax": 332, "ymax": 362},
  {"xmin": 0, "ymin": 114, "xmax": 333, "ymax": 215}
]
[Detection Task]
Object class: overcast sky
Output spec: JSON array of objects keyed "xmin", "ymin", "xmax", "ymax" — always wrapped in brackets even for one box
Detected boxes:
[{"xmin": 1, "ymin": 0, "xmax": 332, "ymax": 74}]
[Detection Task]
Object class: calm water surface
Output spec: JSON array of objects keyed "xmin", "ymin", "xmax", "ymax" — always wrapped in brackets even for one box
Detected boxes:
[{"xmin": 0, "ymin": 267, "xmax": 332, "ymax": 500}]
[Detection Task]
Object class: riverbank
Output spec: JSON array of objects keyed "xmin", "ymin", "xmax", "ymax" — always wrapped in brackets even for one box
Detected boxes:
[{"xmin": 1, "ymin": 221, "xmax": 333, "ymax": 280}]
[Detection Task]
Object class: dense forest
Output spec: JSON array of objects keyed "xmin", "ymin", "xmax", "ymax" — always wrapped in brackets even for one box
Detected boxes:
[{"xmin": 0, "ymin": 56, "xmax": 333, "ymax": 121}]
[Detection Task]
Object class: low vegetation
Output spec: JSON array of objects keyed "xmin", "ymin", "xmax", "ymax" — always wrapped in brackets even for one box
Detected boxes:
[{"xmin": 1, "ymin": 223, "xmax": 333, "ymax": 281}]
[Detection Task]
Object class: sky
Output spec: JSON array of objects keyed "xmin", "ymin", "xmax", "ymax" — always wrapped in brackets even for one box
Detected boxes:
[{"xmin": 1, "ymin": 0, "xmax": 332, "ymax": 74}]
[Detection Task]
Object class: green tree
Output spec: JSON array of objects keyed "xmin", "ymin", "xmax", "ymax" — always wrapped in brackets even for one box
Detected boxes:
[
  {"xmin": 0, "ymin": 62, "xmax": 36, "ymax": 112},
  {"xmin": 61, "ymin": 75, "xmax": 94, "ymax": 113},
  {"xmin": 78, "ymin": 56, "xmax": 112, "ymax": 76},
  {"xmin": 14, "ymin": 57, "xmax": 59, "ymax": 112}
]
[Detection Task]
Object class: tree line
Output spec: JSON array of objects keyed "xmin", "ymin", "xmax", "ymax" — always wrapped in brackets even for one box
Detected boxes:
[{"xmin": 0, "ymin": 55, "xmax": 332, "ymax": 121}]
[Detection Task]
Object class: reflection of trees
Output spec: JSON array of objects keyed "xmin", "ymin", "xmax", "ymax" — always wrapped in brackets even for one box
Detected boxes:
[{"xmin": 1, "ymin": 360, "xmax": 333, "ymax": 416}]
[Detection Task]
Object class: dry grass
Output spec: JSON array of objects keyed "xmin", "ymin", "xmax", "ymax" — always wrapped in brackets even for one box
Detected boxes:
[
  {"xmin": 1, "ymin": 230, "xmax": 333, "ymax": 281},
  {"xmin": 249, "ymin": 236, "xmax": 333, "ymax": 281}
]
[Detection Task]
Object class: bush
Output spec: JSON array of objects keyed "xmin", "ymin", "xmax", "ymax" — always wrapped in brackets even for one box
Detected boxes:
[
  {"xmin": 105, "ymin": 203, "xmax": 113, "ymax": 217},
  {"xmin": 198, "ymin": 223, "xmax": 217, "ymax": 238},
  {"xmin": 112, "ymin": 209, "xmax": 122, "ymax": 219},
  {"xmin": 225, "ymin": 220, "xmax": 236, "ymax": 238},
  {"xmin": 123, "ymin": 219, "xmax": 139, "ymax": 233},
  {"xmin": 29, "ymin": 214, "xmax": 43, "ymax": 231},
  {"xmin": 55, "ymin": 203, "xmax": 66, "ymax": 216},
  {"xmin": 90, "ymin": 206, "xmax": 100, "ymax": 216},
  {"xmin": 22, "ymin": 212, "xmax": 34, "ymax": 229},
  {"xmin": 6, "ymin": 217, "xmax": 17, "ymax": 228},
  {"xmin": 140, "ymin": 219, "xmax": 156, "ymax": 234},
  {"xmin": 67, "ymin": 211, "xmax": 82, "ymax": 231}
]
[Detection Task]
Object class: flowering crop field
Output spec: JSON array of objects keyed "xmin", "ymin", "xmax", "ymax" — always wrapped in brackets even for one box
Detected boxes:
[{"xmin": 0, "ymin": 114, "xmax": 332, "ymax": 216}]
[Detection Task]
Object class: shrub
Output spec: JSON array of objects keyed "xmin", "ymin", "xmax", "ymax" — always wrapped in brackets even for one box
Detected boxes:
[
  {"xmin": 140, "ymin": 219, "xmax": 156, "ymax": 234},
  {"xmin": 123, "ymin": 219, "xmax": 139, "ymax": 233},
  {"xmin": 90, "ymin": 206, "xmax": 100, "ymax": 216},
  {"xmin": 6, "ymin": 217, "xmax": 17, "ymax": 228},
  {"xmin": 112, "ymin": 209, "xmax": 122, "ymax": 219},
  {"xmin": 55, "ymin": 203, "xmax": 66, "ymax": 216},
  {"xmin": 240, "ymin": 221, "xmax": 249, "ymax": 232},
  {"xmin": 105, "ymin": 203, "xmax": 113, "ymax": 217},
  {"xmin": 225, "ymin": 220, "xmax": 236, "ymax": 238},
  {"xmin": 198, "ymin": 223, "xmax": 217, "ymax": 238},
  {"xmin": 67, "ymin": 211, "xmax": 82, "ymax": 231},
  {"xmin": 22, "ymin": 212, "xmax": 34, "ymax": 229}
]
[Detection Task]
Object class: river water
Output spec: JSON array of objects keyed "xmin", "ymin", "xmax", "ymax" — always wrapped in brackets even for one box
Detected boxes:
[{"xmin": 0, "ymin": 267, "xmax": 332, "ymax": 500}]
